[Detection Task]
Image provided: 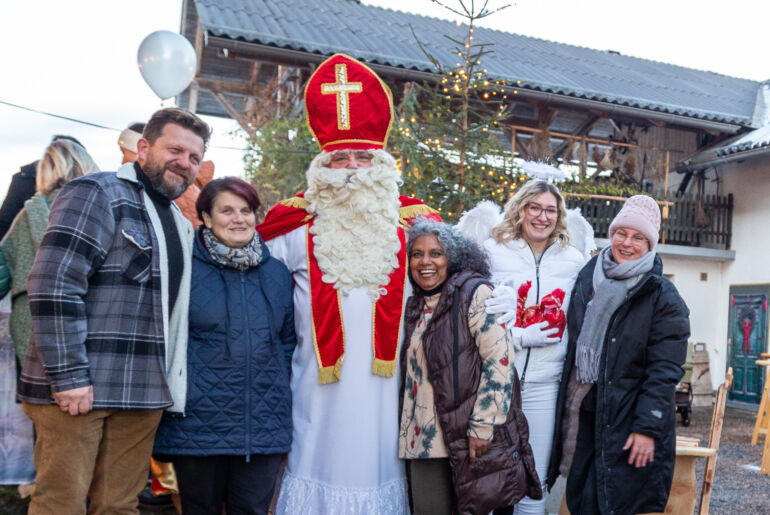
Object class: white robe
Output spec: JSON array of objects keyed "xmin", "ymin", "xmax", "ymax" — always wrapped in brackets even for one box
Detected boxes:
[{"xmin": 268, "ymin": 225, "xmax": 409, "ymax": 515}]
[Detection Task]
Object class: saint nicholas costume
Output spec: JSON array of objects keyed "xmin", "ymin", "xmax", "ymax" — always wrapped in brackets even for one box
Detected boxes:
[{"xmin": 258, "ymin": 54, "xmax": 439, "ymax": 514}]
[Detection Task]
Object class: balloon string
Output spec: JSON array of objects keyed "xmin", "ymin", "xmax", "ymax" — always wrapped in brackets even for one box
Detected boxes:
[
  {"xmin": 0, "ymin": 98, "xmax": 316, "ymax": 154},
  {"xmin": 0, "ymin": 99, "xmax": 120, "ymax": 131}
]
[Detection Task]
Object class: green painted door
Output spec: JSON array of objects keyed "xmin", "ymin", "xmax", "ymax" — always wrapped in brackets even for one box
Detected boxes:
[{"xmin": 728, "ymin": 291, "xmax": 767, "ymax": 404}]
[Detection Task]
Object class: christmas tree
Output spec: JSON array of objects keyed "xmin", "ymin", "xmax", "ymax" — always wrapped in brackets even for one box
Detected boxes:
[{"xmin": 394, "ymin": 0, "xmax": 524, "ymax": 221}]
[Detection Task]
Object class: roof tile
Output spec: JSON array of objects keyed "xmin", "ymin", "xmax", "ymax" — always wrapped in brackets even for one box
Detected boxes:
[{"xmin": 192, "ymin": 0, "xmax": 758, "ymax": 125}]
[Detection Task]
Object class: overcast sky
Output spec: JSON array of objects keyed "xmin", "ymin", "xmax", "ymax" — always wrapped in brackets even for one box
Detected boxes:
[{"xmin": 1, "ymin": 0, "xmax": 769, "ymax": 199}]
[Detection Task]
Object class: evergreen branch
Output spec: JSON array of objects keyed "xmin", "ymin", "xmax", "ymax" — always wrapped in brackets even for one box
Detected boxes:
[
  {"xmin": 444, "ymin": 35, "xmax": 468, "ymax": 46},
  {"xmin": 478, "ymin": 3, "xmax": 510, "ymax": 18},
  {"xmin": 409, "ymin": 23, "xmax": 444, "ymax": 73},
  {"xmin": 430, "ymin": 0, "xmax": 470, "ymax": 18}
]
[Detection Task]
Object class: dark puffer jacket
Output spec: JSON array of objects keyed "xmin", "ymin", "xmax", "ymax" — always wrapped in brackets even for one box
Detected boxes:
[
  {"xmin": 547, "ymin": 254, "xmax": 689, "ymax": 514},
  {"xmin": 401, "ymin": 270, "xmax": 541, "ymax": 515},
  {"xmin": 0, "ymin": 161, "xmax": 37, "ymax": 239},
  {"xmin": 154, "ymin": 229, "xmax": 296, "ymax": 456}
]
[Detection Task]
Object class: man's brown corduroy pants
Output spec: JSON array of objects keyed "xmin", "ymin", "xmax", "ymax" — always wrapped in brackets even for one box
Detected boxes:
[{"xmin": 23, "ymin": 404, "xmax": 162, "ymax": 515}]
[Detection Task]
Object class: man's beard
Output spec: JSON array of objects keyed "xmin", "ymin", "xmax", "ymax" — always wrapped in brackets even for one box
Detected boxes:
[
  {"xmin": 142, "ymin": 153, "xmax": 194, "ymax": 200},
  {"xmin": 305, "ymin": 150, "xmax": 402, "ymax": 301}
]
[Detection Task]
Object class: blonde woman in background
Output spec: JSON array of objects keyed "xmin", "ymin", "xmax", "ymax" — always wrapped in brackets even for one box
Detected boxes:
[
  {"xmin": 484, "ymin": 180, "xmax": 586, "ymax": 515},
  {"xmin": 0, "ymin": 139, "xmax": 99, "ymax": 366}
]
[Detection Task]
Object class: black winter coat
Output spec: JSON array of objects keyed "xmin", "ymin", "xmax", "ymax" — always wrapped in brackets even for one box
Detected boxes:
[
  {"xmin": 547, "ymin": 254, "xmax": 689, "ymax": 514},
  {"xmin": 154, "ymin": 229, "xmax": 297, "ymax": 456},
  {"xmin": 0, "ymin": 162, "xmax": 37, "ymax": 239}
]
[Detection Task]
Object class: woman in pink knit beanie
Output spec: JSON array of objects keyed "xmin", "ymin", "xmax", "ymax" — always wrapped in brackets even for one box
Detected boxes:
[
  {"xmin": 547, "ymin": 194, "xmax": 690, "ymax": 514},
  {"xmin": 608, "ymin": 194, "xmax": 661, "ymax": 260}
]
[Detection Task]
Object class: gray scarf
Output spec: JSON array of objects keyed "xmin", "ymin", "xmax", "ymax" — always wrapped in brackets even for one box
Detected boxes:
[
  {"xmin": 575, "ymin": 246, "xmax": 655, "ymax": 383},
  {"xmin": 202, "ymin": 228, "xmax": 263, "ymax": 271}
]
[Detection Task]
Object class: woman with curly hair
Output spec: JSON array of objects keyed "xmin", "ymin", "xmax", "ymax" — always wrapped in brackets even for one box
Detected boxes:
[
  {"xmin": 483, "ymin": 179, "xmax": 586, "ymax": 515},
  {"xmin": 399, "ymin": 218, "xmax": 541, "ymax": 515}
]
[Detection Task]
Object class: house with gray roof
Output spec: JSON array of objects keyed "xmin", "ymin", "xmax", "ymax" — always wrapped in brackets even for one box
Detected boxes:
[{"xmin": 178, "ymin": 0, "xmax": 770, "ymax": 404}]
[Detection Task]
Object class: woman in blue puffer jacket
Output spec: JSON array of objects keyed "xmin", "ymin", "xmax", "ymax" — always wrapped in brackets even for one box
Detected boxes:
[{"xmin": 154, "ymin": 177, "xmax": 296, "ymax": 515}]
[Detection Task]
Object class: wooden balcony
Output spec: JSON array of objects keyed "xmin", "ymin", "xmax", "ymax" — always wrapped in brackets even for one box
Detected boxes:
[{"xmin": 566, "ymin": 193, "xmax": 734, "ymax": 250}]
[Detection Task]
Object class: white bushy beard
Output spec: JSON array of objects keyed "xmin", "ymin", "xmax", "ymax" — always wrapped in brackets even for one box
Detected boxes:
[{"xmin": 304, "ymin": 149, "xmax": 402, "ymax": 301}]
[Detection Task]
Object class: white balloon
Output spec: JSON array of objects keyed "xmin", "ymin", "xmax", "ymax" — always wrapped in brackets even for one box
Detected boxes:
[{"xmin": 137, "ymin": 30, "xmax": 197, "ymax": 100}]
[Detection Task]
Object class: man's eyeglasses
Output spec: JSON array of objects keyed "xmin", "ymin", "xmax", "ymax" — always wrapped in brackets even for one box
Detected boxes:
[{"xmin": 525, "ymin": 203, "xmax": 559, "ymax": 219}]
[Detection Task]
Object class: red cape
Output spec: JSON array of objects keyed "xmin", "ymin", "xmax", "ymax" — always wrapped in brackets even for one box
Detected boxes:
[
  {"xmin": 257, "ymin": 193, "xmax": 441, "ymax": 241},
  {"xmin": 256, "ymin": 193, "xmax": 440, "ymax": 384}
]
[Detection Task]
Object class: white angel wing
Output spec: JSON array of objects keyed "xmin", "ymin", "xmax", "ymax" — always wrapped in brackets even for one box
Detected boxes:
[
  {"xmin": 456, "ymin": 200, "xmax": 503, "ymax": 245},
  {"xmin": 565, "ymin": 207, "xmax": 597, "ymax": 261},
  {"xmin": 521, "ymin": 161, "xmax": 566, "ymax": 182}
]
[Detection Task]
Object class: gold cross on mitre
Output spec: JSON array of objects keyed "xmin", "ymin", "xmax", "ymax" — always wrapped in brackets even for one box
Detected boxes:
[{"xmin": 321, "ymin": 63, "xmax": 363, "ymax": 130}]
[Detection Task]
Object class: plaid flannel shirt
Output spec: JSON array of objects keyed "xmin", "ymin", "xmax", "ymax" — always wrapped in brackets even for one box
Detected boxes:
[{"xmin": 18, "ymin": 166, "xmax": 174, "ymax": 409}]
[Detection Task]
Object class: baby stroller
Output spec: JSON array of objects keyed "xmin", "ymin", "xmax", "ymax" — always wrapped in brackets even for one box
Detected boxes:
[
  {"xmin": 675, "ymin": 382, "xmax": 693, "ymax": 426},
  {"xmin": 675, "ymin": 343, "xmax": 694, "ymax": 426}
]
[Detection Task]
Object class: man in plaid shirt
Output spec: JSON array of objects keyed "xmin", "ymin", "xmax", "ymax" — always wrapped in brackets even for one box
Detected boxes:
[{"xmin": 17, "ymin": 108, "xmax": 210, "ymax": 514}]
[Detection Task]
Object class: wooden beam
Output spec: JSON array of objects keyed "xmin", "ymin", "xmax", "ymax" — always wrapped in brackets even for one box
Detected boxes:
[
  {"xmin": 697, "ymin": 367, "xmax": 733, "ymax": 514},
  {"xmin": 579, "ymin": 137, "xmax": 587, "ymax": 178},
  {"xmin": 212, "ymin": 92, "xmax": 250, "ymax": 132},
  {"xmin": 276, "ymin": 65, "xmax": 285, "ymax": 117},
  {"xmin": 608, "ymin": 118, "xmax": 643, "ymax": 148},
  {"xmin": 552, "ymin": 114, "xmax": 600, "ymax": 160},
  {"xmin": 193, "ymin": 23, "xmax": 205, "ymax": 77},
  {"xmin": 563, "ymin": 192, "xmax": 673, "ymax": 206},
  {"xmin": 187, "ymin": 22, "xmax": 205, "ymax": 113},
  {"xmin": 514, "ymin": 134, "xmax": 530, "ymax": 160},
  {"xmin": 530, "ymin": 103, "xmax": 555, "ymax": 161},
  {"xmin": 188, "ymin": 83, "xmax": 199, "ymax": 113},
  {"xmin": 498, "ymin": 116, "xmax": 539, "ymax": 131},
  {"xmin": 195, "ymin": 77, "xmax": 259, "ymax": 96},
  {"xmin": 507, "ymin": 123, "xmax": 658, "ymax": 151},
  {"xmin": 662, "ymin": 150, "xmax": 671, "ymax": 243},
  {"xmin": 536, "ymin": 103, "xmax": 556, "ymax": 127},
  {"xmin": 249, "ymin": 62, "xmax": 262, "ymax": 87},
  {"xmin": 752, "ymin": 358, "xmax": 770, "ymax": 446},
  {"xmin": 608, "ymin": 118, "xmax": 623, "ymax": 135}
]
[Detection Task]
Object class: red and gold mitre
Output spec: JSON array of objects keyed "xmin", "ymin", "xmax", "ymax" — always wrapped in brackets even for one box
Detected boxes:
[{"xmin": 304, "ymin": 53, "xmax": 394, "ymax": 152}]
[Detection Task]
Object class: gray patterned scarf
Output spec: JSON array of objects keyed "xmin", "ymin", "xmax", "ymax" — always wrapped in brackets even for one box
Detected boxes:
[
  {"xmin": 202, "ymin": 228, "xmax": 263, "ymax": 271},
  {"xmin": 575, "ymin": 246, "xmax": 655, "ymax": 383}
]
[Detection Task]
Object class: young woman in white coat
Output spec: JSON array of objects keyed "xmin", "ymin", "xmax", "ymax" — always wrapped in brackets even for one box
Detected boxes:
[{"xmin": 485, "ymin": 180, "xmax": 586, "ymax": 515}]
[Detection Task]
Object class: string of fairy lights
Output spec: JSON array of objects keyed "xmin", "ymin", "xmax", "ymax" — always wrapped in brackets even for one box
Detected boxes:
[{"xmin": 395, "ymin": 23, "xmax": 532, "ymax": 214}]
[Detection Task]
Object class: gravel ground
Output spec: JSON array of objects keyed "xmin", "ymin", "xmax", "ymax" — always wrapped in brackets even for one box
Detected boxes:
[
  {"xmin": 3, "ymin": 406, "xmax": 768, "ymax": 514},
  {"xmin": 676, "ymin": 405, "xmax": 770, "ymax": 514},
  {"xmin": 0, "ymin": 485, "xmax": 177, "ymax": 514},
  {"xmin": 0, "ymin": 485, "xmax": 27, "ymax": 515}
]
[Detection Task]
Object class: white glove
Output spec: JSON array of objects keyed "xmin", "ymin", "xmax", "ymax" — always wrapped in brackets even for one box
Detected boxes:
[
  {"xmin": 485, "ymin": 284, "xmax": 518, "ymax": 326},
  {"xmin": 512, "ymin": 321, "xmax": 560, "ymax": 349}
]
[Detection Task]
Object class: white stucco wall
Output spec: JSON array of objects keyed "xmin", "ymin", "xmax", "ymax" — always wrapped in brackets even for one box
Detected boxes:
[
  {"xmin": 658, "ymin": 256, "xmax": 726, "ymax": 387},
  {"xmin": 665, "ymin": 155, "xmax": 770, "ymax": 388},
  {"xmin": 718, "ymin": 157, "xmax": 770, "ymax": 384}
]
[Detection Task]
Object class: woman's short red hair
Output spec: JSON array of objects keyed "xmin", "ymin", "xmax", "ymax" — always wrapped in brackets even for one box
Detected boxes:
[{"xmin": 196, "ymin": 176, "xmax": 261, "ymax": 222}]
